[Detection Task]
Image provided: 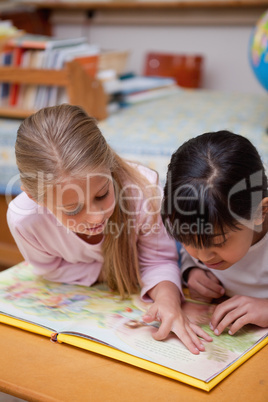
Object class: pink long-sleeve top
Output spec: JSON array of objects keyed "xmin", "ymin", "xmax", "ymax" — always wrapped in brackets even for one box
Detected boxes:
[{"xmin": 7, "ymin": 165, "xmax": 181, "ymax": 301}]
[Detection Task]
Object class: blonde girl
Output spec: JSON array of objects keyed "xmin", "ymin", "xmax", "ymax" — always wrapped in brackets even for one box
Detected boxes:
[{"xmin": 8, "ymin": 104, "xmax": 211, "ymax": 354}]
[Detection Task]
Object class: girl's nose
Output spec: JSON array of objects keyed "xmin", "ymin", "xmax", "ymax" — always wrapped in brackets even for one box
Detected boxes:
[
  {"xmin": 187, "ymin": 245, "xmax": 216, "ymax": 262},
  {"xmin": 85, "ymin": 209, "xmax": 105, "ymax": 225},
  {"xmin": 195, "ymin": 248, "xmax": 216, "ymax": 262}
]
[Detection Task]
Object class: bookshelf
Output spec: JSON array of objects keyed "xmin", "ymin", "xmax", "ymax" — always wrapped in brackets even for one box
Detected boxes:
[
  {"xmin": 0, "ymin": 60, "xmax": 108, "ymax": 120},
  {"xmin": 16, "ymin": 1, "xmax": 267, "ymax": 26},
  {"xmin": 16, "ymin": 1, "xmax": 268, "ymax": 10}
]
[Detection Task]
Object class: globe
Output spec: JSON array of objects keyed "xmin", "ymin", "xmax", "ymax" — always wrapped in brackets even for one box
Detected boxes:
[{"xmin": 249, "ymin": 11, "xmax": 268, "ymax": 91}]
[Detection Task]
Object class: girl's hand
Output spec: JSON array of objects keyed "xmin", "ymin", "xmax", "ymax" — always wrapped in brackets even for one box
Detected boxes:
[
  {"xmin": 187, "ymin": 268, "xmax": 225, "ymax": 303},
  {"xmin": 210, "ymin": 295, "xmax": 268, "ymax": 336},
  {"xmin": 143, "ymin": 281, "xmax": 212, "ymax": 355}
]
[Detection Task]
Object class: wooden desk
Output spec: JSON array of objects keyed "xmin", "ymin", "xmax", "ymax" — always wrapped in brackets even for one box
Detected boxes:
[{"xmin": 0, "ymin": 323, "xmax": 267, "ymax": 402}]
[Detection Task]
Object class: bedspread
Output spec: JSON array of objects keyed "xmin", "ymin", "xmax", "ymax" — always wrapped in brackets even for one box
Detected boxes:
[{"xmin": 1, "ymin": 89, "xmax": 268, "ymax": 195}]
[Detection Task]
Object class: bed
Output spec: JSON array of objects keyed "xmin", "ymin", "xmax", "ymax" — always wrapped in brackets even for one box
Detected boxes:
[{"xmin": 0, "ymin": 88, "xmax": 267, "ymax": 265}]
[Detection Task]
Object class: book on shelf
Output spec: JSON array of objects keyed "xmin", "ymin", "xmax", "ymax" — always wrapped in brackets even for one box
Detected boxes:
[
  {"xmin": 100, "ymin": 74, "xmax": 177, "ymax": 109},
  {"xmin": 0, "ymin": 19, "xmax": 21, "ymax": 53},
  {"xmin": 0, "ymin": 21, "xmax": 23, "ymax": 102},
  {"xmin": 0, "ymin": 262, "xmax": 267, "ymax": 392},
  {"xmin": 5, "ymin": 34, "xmax": 88, "ymax": 51},
  {"xmin": 0, "ymin": 34, "xmax": 99, "ymax": 110},
  {"xmin": 122, "ymin": 85, "xmax": 179, "ymax": 105},
  {"xmin": 8, "ymin": 46, "xmax": 25, "ymax": 106},
  {"xmin": 18, "ymin": 50, "xmax": 45, "ymax": 110},
  {"xmin": 102, "ymin": 75, "xmax": 176, "ymax": 96},
  {"xmin": 45, "ymin": 44, "xmax": 99, "ymax": 108},
  {"xmin": 0, "ymin": 50, "xmax": 12, "ymax": 107}
]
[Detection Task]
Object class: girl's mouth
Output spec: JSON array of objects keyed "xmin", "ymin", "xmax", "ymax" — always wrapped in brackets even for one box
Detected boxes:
[
  {"xmin": 86, "ymin": 222, "xmax": 105, "ymax": 234},
  {"xmin": 203, "ymin": 260, "xmax": 224, "ymax": 269}
]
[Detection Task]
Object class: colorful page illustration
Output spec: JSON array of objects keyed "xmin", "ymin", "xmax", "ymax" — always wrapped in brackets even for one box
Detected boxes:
[{"xmin": 0, "ymin": 262, "xmax": 267, "ymax": 384}]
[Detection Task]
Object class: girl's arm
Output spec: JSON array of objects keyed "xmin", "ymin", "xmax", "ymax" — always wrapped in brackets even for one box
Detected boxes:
[
  {"xmin": 7, "ymin": 214, "xmax": 102, "ymax": 286},
  {"xmin": 137, "ymin": 212, "xmax": 182, "ymax": 300},
  {"xmin": 143, "ymin": 281, "xmax": 212, "ymax": 354},
  {"xmin": 137, "ymin": 213, "xmax": 212, "ymax": 353}
]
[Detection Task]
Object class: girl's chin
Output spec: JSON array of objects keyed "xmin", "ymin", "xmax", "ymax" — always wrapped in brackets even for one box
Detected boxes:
[{"xmin": 81, "ymin": 222, "xmax": 106, "ymax": 236}]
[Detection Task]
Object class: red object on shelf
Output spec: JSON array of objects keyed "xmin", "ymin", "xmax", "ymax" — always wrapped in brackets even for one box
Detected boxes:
[{"xmin": 144, "ymin": 52, "xmax": 204, "ymax": 89}]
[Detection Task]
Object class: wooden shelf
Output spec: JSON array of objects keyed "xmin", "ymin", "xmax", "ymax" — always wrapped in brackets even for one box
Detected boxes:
[
  {"xmin": 17, "ymin": 1, "xmax": 268, "ymax": 26},
  {"xmin": 18, "ymin": 1, "xmax": 268, "ymax": 10},
  {"xmin": 0, "ymin": 67, "xmax": 68, "ymax": 86},
  {"xmin": 0, "ymin": 108, "xmax": 35, "ymax": 119}
]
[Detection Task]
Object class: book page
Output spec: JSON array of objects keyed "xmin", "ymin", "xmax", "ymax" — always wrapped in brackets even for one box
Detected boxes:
[{"xmin": 0, "ymin": 262, "xmax": 267, "ymax": 383}]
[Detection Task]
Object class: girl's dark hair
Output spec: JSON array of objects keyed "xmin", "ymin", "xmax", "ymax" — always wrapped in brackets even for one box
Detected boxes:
[{"xmin": 161, "ymin": 130, "xmax": 268, "ymax": 248}]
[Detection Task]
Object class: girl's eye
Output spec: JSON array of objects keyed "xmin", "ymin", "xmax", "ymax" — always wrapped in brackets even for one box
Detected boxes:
[
  {"xmin": 96, "ymin": 189, "xmax": 109, "ymax": 201},
  {"xmin": 214, "ymin": 241, "xmax": 226, "ymax": 248},
  {"xmin": 64, "ymin": 204, "xmax": 83, "ymax": 216}
]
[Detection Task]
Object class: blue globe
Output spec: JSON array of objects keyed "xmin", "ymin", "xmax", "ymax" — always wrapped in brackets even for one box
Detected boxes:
[{"xmin": 249, "ymin": 11, "xmax": 268, "ymax": 91}]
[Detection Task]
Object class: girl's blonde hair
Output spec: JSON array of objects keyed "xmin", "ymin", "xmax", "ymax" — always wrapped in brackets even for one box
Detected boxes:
[{"xmin": 16, "ymin": 104, "xmax": 159, "ymax": 297}]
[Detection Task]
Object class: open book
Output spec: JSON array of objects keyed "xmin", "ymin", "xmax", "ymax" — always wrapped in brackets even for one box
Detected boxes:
[{"xmin": 0, "ymin": 262, "xmax": 267, "ymax": 392}]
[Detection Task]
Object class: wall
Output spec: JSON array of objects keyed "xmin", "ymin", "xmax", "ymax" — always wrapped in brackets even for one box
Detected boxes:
[{"xmin": 52, "ymin": 11, "xmax": 265, "ymax": 95}]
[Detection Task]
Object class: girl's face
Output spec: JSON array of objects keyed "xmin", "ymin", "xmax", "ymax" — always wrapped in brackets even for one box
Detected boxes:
[
  {"xmin": 183, "ymin": 224, "xmax": 265, "ymax": 270},
  {"xmin": 45, "ymin": 172, "xmax": 115, "ymax": 237}
]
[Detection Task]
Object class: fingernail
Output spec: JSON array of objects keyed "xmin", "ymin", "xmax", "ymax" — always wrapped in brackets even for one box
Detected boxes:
[
  {"xmin": 199, "ymin": 344, "xmax": 205, "ymax": 351},
  {"xmin": 228, "ymin": 330, "xmax": 233, "ymax": 335},
  {"xmin": 220, "ymin": 288, "xmax": 225, "ymax": 295},
  {"xmin": 214, "ymin": 329, "xmax": 219, "ymax": 335},
  {"xmin": 142, "ymin": 314, "xmax": 150, "ymax": 321},
  {"xmin": 209, "ymin": 322, "xmax": 214, "ymax": 330}
]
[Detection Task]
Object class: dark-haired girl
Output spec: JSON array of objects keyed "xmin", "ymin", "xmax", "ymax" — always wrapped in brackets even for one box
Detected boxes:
[{"xmin": 162, "ymin": 130, "xmax": 268, "ymax": 336}]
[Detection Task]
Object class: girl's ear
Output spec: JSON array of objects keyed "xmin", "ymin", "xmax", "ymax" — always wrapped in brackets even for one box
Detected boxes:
[{"xmin": 254, "ymin": 197, "xmax": 268, "ymax": 226}]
